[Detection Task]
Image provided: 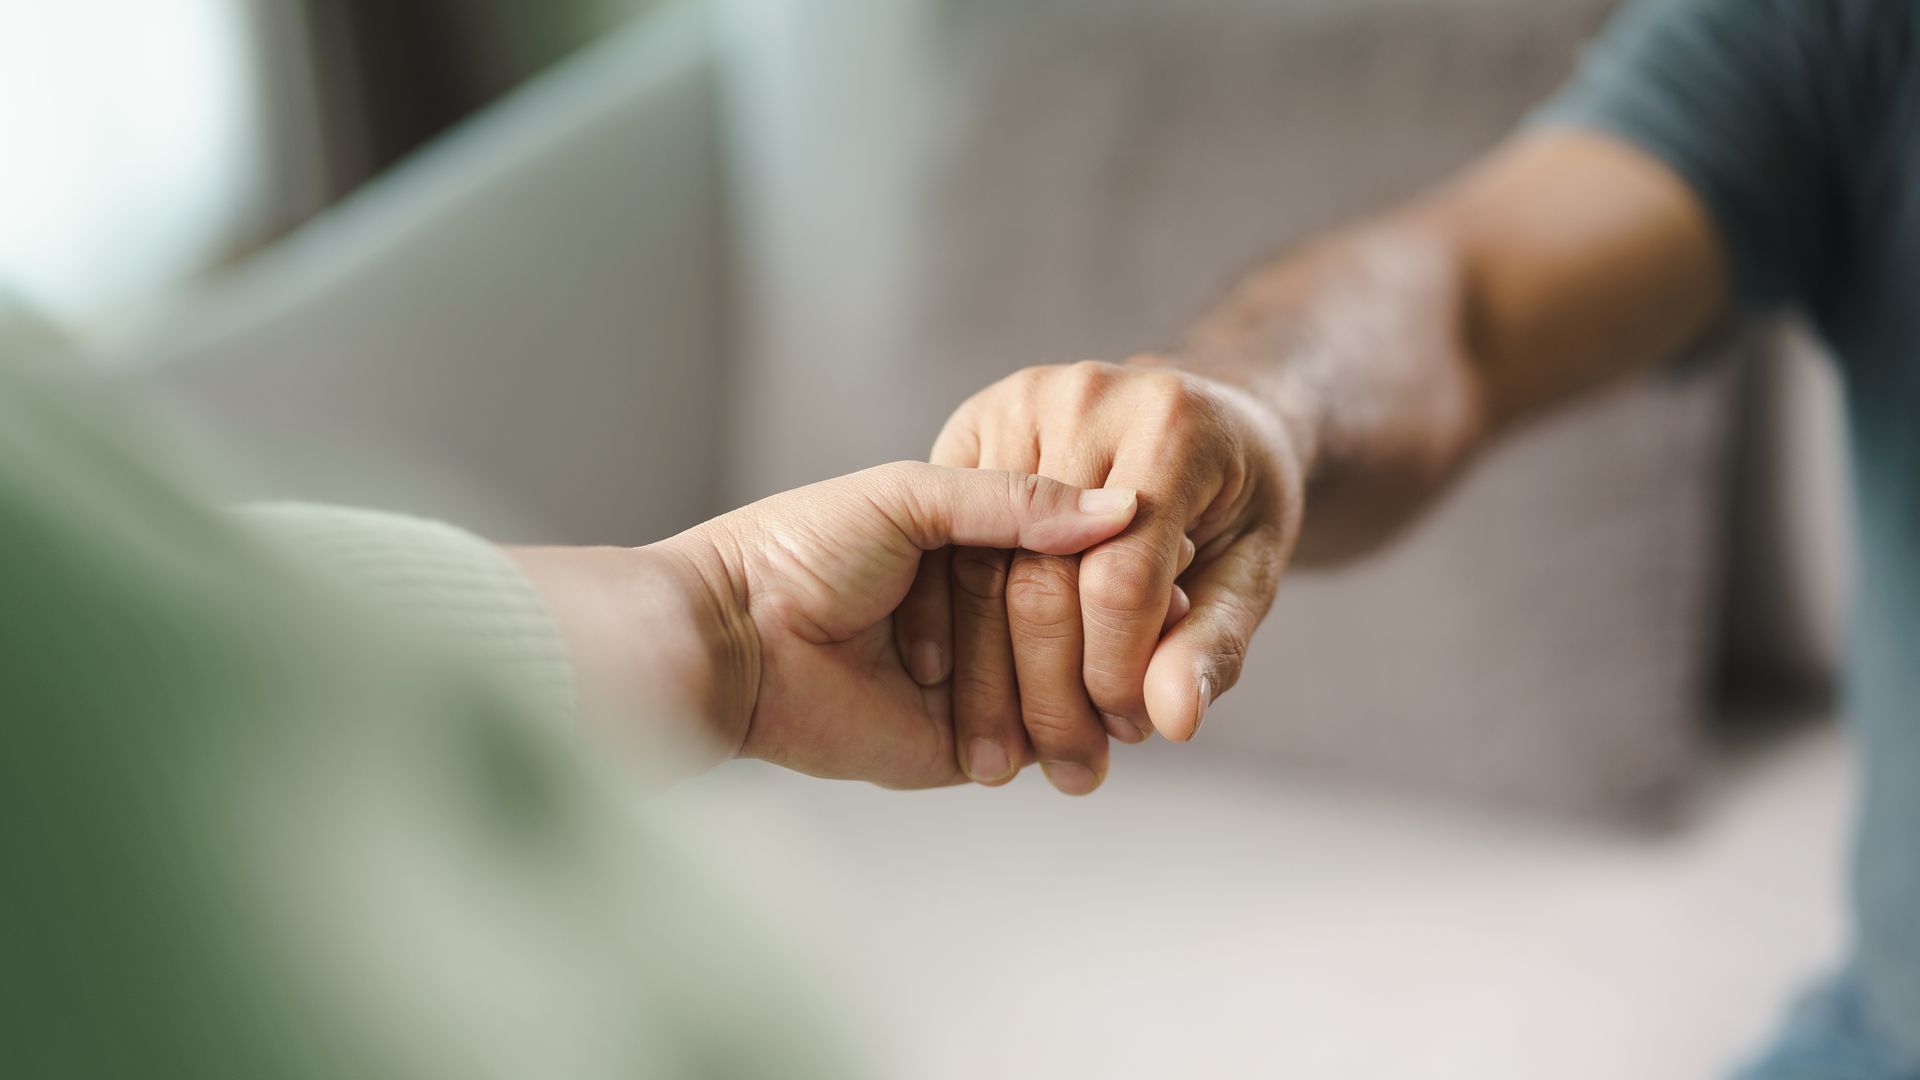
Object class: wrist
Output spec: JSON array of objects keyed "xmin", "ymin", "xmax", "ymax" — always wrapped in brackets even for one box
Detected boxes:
[
  {"xmin": 505, "ymin": 536, "xmax": 760, "ymax": 766},
  {"xmin": 644, "ymin": 531, "xmax": 761, "ymax": 759}
]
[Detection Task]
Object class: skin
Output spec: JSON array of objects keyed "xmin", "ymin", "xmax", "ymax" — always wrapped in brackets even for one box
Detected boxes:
[
  {"xmin": 509, "ymin": 461, "xmax": 1139, "ymax": 787},
  {"xmin": 899, "ymin": 128, "xmax": 1732, "ymax": 794}
]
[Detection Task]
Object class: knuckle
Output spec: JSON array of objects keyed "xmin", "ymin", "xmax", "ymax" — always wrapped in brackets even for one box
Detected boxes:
[
  {"xmin": 1009, "ymin": 364, "xmax": 1057, "ymax": 387},
  {"xmin": 1141, "ymin": 380, "xmax": 1214, "ymax": 438},
  {"xmin": 1005, "ymin": 470, "xmax": 1048, "ymax": 519},
  {"xmin": 1063, "ymin": 359, "xmax": 1122, "ymax": 410},
  {"xmin": 1019, "ymin": 704, "xmax": 1096, "ymax": 747},
  {"xmin": 952, "ymin": 670, "xmax": 1017, "ymax": 717},
  {"xmin": 951, "ymin": 368, "xmax": 1043, "ymax": 437},
  {"xmin": 1080, "ymin": 544, "xmax": 1167, "ymax": 618},
  {"xmin": 951, "ymin": 549, "xmax": 1011, "ymax": 603},
  {"xmin": 978, "ymin": 368, "xmax": 1032, "ymax": 401},
  {"xmin": 930, "ymin": 411, "xmax": 980, "ymax": 465},
  {"xmin": 1009, "ymin": 365, "xmax": 1057, "ymax": 409},
  {"xmin": 1082, "ymin": 658, "xmax": 1146, "ymax": 703},
  {"xmin": 1007, "ymin": 555, "xmax": 1078, "ymax": 611},
  {"xmin": 1066, "ymin": 358, "xmax": 1120, "ymax": 381},
  {"xmin": 1122, "ymin": 371, "xmax": 1224, "ymax": 442},
  {"xmin": 1137, "ymin": 366, "xmax": 1188, "ymax": 397}
]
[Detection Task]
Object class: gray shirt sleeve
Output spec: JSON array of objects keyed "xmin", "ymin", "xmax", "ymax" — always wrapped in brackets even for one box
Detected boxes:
[{"xmin": 1529, "ymin": 0, "xmax": 1876, "ymax": 313}]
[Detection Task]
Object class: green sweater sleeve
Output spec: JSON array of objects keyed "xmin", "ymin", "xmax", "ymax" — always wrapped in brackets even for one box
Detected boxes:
[
  {"xmin": 242, "ymin": 502, "xmax": 576, "ymax": 720},
  {"xmin": 0, "ymin": 344, "xmax": 851, "ymax": 1078}
]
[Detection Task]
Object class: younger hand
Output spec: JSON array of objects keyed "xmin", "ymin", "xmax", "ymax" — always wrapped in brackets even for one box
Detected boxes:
[{"xmin": 517, "ymin": 463, "xmax": 1138, "ymax": 788}]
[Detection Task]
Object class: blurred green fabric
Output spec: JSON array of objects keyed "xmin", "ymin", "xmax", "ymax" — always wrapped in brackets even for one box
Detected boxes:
[{"xmin": 0, "ymin": 325, "xmax": 847, "ymax": 1078}]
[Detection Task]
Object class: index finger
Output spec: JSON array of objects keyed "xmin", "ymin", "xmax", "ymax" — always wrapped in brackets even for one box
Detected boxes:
[{"xmin": 1076, "ymin": 447, "xmax": 1230, "ymax": 732}]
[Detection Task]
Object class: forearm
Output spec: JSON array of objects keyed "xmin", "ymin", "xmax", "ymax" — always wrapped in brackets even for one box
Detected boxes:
[
  {"xmin": 1165, "ymin": 132, "xmax": 1728, "ymax": 564},
  {"xmin": 1170, "ymin": 213, "xmax": 1487, "ymax": 563}
]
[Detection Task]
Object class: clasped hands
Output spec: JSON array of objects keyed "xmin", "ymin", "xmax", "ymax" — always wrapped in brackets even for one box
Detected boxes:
[{"xmin": 514, "ymin": 360, "xmax": 1304, "ymax": 794}]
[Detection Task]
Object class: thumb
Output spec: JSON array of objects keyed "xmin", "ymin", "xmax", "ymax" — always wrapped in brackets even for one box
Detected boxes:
[
  {"xmin": 1142, "ymin": 529, "xmax": 1284, "ymax": 741},
  {"xmin": 864, "ymin": 461, "xmax": 1137, "ymax": 554}
]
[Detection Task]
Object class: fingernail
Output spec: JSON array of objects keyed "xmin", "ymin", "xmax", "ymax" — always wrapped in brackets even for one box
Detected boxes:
[
  {"xmin": 967, "ymin": 737, "xmax": 1011, "ymax": 783},
  {"xmin": 1077, "ymin": 487, "xmax": 1137, "ymax": 516},
  {"xmin": 1042, "ymin": 760, "xmax": 1099, "ymax": 796},
  {"xmin": 1100, "ymin": 712, "xmax": 1146, "ymax": 744},
  {"xmin": 1193, "ymin": 675, "xmax": 1212, "ymax": 736},
  {"xmin": 909, "ymin": 641, "xmax": 946, "ymax": 685}
]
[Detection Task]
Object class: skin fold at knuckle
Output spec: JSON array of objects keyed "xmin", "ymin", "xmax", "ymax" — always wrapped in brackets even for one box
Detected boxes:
[
  {"xmin": 1006, "ymin": 555, "xmax": 1081, "ymax": 636},
  {"xmin": 868, "ymin": 460, "xmax": 939, "ymax": 540},
  {"xmin": 1080, "ymin": 542, "xmax": 1168, "ymax": 623},
  {"xmin": 1017, "ymin": 703, "xmax": 1098, "ymax": 749},
  {"xmin": 1081, "ymin": 654, "xmax": 1148, "ymax": 710},
  {"xmin": 1003, "ymin": 470, "xmax": 1051, "ymax": 527}
]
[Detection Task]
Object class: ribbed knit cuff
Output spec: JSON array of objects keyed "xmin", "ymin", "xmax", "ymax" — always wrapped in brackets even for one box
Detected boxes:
[{"xmin": 241, "ymin": 503, "xmax": 576, "ymax": 717}]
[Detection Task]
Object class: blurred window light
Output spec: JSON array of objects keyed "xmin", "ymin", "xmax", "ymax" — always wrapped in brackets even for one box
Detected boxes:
[{"xmin": 0, "ymin": 0, "xmax": 264, "ymax": 326}]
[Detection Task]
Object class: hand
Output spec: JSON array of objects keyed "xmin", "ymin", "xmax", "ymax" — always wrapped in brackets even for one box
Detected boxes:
[
  {"xmin": 513, "ymin": 462, "xmax": 1138, "ymax": 787},
  {"xmin": 899, "ymin": 360, "xmax": 1305, "ymax": 794}
]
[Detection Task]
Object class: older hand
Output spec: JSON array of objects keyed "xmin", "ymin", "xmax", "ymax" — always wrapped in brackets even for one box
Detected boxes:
[{"xmin": 898, "ymin": 360, "xmax": 1305, "ymax": 794}]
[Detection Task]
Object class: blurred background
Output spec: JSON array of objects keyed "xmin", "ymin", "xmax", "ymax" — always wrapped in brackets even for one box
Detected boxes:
[{"xmin": 0, "ymin": 0, "xmax": 1859, "ymax": 1075}]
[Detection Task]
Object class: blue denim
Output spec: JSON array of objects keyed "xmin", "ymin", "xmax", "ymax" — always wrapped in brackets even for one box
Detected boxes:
[
  {"xmin": 1736, "ymin": 975, "xmax": 1919, "ymax": 1080},
  {"xmin": 1732, "ymin": 367, "xmax": 1920, "ymax": 1078}
]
